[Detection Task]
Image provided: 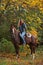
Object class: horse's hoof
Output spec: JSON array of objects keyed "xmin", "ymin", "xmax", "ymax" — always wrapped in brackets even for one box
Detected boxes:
[
  {"xmin": 32, "ymin": 54, "xmax": 35, "ymax": 60},
  {"xmin": 16, "ymin": 55, "xmax": 19, "ymax": 59}
]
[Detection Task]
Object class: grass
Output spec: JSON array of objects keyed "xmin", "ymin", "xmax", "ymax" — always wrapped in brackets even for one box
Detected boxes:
[{"xmin": 0, "ymin": 45, "xmax": 43, "ymax": 65}]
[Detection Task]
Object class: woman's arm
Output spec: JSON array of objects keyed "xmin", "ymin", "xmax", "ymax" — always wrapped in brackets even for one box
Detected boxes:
[{"xmin": 24, "ymin": 23, "xmax": 27, "ymax": 31}]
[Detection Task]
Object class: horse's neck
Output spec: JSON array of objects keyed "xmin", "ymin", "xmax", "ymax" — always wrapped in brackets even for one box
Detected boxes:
[
  {"xmin": 15, "ymin": 30, "xmax": 20, "ymax": 43},
  {"xmin": 15, "ymin": 29, "xmax": 19, "ymax": 34},
  {"xmin": 14, "ymin": 29, "xmax": 19, "ymax": 38}
]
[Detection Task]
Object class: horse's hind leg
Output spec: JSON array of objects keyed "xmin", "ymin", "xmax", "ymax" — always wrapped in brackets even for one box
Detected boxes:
[
  {"xmin": 29, "ymin": 44, "xmax": 33, "ymax": 55},
  {"xmin": 32, "ymin": 46, "xmax": 36, "ymax": 60},
  {"xmin": 31, "ymin": 46, "xmax": 35, "ymax": 54},
  {"xmin": 30, "ymin": 44, "xmax": 35, "ymax": 60}
]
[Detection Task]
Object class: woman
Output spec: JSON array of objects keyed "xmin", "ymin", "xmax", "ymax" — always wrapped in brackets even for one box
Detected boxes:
[{"xmin": 18, "ymin": 19, "xmax": 27, "ymax": 45}]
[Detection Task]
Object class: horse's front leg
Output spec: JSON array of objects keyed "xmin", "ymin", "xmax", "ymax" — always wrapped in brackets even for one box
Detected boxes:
[{"xmin": 14, "ymin": 44, "xmax": 19, "ymax": 59}]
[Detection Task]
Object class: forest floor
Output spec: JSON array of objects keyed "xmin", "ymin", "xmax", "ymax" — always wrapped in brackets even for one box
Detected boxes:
[{"xmin": 0, "ymin": 45, "xmax": 43, "ymax": 65}]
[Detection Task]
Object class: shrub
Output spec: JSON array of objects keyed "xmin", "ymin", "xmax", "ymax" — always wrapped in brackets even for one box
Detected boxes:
[{"xmin": 0, "ymin": 38, "xmax": 15, "ymax": 53}]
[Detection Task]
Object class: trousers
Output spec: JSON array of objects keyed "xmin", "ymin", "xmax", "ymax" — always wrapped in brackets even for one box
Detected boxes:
[{"xmin": 20, "ymin": 31, "xmax": 26, "ymax": 44}]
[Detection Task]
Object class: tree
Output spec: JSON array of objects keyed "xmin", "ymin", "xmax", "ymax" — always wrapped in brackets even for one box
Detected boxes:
[{"xmin": 0, "ymin": 0, "xmax": 43, "ymax": 43}]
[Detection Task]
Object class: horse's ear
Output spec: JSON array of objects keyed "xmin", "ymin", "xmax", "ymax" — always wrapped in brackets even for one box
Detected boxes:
[
  {"xmin": 13, "ymin": 22, "xmax": 16, "ymax": 26},
  {"xmin": 10, "ymin": 23, "xmax": 16, "ymax": 28},
  {"xmin": 10, "ymin": 24, "xmax": 12, "ymax": 29},
  {"xmin": 14, "ymin": 24, "xmax": 16, "ymax": 27}
]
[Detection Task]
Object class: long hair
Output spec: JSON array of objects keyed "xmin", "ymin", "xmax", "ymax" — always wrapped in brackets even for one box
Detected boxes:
[{"xmin": 18, "ymin": 19, "xmax": 24, "ymax": 27}]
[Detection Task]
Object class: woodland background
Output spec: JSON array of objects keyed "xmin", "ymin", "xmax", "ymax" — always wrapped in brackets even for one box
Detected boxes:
[
  {"xmin": 0, "ymin": 0, "xmax": 43, "ymax": 65},
  {"xmin": 0, "ymin": 0, "xmax": 43, "ymax": 52}
]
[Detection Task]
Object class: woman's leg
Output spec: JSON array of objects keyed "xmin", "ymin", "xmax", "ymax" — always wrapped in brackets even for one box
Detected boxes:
[{"xmin": 20, "ymin": 32, "xmax": 26, "ymax": 44}]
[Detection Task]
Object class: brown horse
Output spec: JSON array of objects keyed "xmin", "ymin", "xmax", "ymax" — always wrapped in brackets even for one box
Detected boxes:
[{"xmin": 10, "ymin": 24, "xmax": 37, "ymax": 59}]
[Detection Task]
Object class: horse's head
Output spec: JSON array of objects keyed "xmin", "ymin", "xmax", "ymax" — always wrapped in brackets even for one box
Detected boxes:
[
  {"xmin": 10, "ymin": 24, "xmax": 20, "ymax": 43},
  {"xmin": 10, "ymin": 24, "xmax": 17, "ymax": 36}
]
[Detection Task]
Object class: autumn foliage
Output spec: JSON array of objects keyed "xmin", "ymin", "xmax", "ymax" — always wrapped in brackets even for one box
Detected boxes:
[{"xmin": 0, "ymin": 0, "xmax": 43, "ymax": 43}]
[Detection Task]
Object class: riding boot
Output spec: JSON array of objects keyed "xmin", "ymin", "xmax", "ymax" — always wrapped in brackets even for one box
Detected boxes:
[{"xmin": 23, "ymin": 40, "xmax": 26, "ymax": 47}]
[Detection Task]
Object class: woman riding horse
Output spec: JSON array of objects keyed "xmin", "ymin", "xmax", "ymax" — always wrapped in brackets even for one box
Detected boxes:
[
  {"xmin": 18, "ymin": 19, "xmax": 27, "ymax": 46},
  {"xmin": 10, "ymin": 23, "xmax": 37, "ymax": 59}
]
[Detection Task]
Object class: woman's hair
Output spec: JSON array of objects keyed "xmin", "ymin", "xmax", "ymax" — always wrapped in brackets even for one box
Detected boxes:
[{"xmin": 18, "ymin": 19, "xmax": 24, "ymax": 27}]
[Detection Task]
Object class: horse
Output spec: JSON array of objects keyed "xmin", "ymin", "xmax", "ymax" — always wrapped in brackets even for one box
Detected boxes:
[{"xmin": 10, "ymin": 24, "xmax": 37, "ymax": 60}]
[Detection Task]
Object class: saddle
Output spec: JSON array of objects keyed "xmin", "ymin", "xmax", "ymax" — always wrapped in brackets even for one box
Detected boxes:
[{"xmin": 19, "ymin": 32, "xmax": 32, "ymax": 44}]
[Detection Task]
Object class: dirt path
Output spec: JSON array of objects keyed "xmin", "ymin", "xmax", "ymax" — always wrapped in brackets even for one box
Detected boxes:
[{"xmin": 0, "ymin": 53, "xmax": 43, "ymax": 65}]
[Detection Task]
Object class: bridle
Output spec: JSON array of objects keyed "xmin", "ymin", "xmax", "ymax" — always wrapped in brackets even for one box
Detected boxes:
[
  {"xmin": 11, "ymin": 26, "xmax": 16, "ymax": 38},
  {"xmin": 12, "ymin": 27, "xmax": 15, "ymax": 34}
]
